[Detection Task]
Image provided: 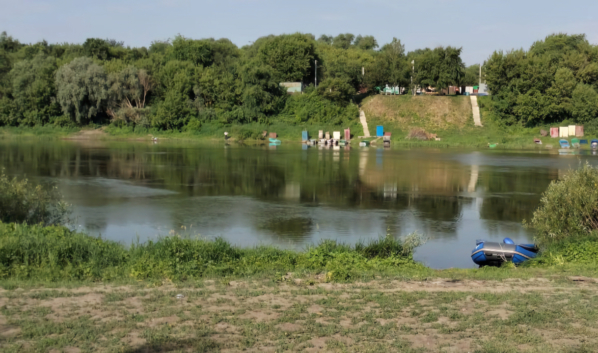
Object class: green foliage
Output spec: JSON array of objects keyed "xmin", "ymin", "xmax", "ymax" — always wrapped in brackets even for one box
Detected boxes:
[
  {"xmin": 257, "ymin": 33, "xmax": 315, "ymax": 82},
  {"xmin": 83, "ymin": 38, "xmax": 111, "ymax": 60},
  {"xmin": 317, "ymin": 77, "xmax": 355, "ymax": 104},
  {"xmin": 0, "ymin": 171, "xmax": 69, "ymax": 225},
  {"xmin": 485, "ymin": 33, "xmax": 598, "ymax": 126},
  {"xmin": 0, "ymin": 223, "xmax": 127, "ymax": 280},
  {"xmin": 55, "ymin": 57, "xmax": 109, "ymax": 124},
  {"xmin": 571, "ymin": 83, "xmax": 598, "ymax": 123},
  {"xmin": 7, "ymin": 53, "xmax": 61, "ymax": 125},
  {"xmin": 170, "ymin": 36, "xmax": 214, "ymax": 66},
  {"xmin": 0, "ymin": 32, "xmax": 469, "ymax": 131},
  {"xmin": 0, "ymin": 223, "xmax": 424, "ymax": 282},
  {"xmin": 298, "ymin": 233, "xmax": 425, "ymax": 281},
  {"xmin": 282, "ymin": 87, "xmax": 359, "ymax": 124},
  {"xmin": 413, "ymin": 47, "xmax": 465, "ymax": 91},
  {"xmin": 530, "ymin": 236, "xmax": 598, "ymax": 266},
  {"xmin": 526, "ymin": 163, "xmax": 598, "ymax": 244}
]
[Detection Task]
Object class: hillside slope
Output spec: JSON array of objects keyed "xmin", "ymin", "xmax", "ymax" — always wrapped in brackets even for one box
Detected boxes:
[{"xmin": 362, "ymin": 95, "xmax": 473, "ymax": 132}]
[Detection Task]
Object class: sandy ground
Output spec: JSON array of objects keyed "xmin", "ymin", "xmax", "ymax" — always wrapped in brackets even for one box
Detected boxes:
[{"xmin": 1, "ymin": 277, "xmax": 597, "ymax": 352}]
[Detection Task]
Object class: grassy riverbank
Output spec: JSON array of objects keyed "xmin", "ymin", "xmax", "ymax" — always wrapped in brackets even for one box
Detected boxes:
[
  {"xmin": 1, "ymin": 225, "xmax": 598, "ymax": 352},
  {"xmin": 0, "ymin": 120, "xmax": 365, "ymax": 144},
  {"xmin": 2, "ymin": 95, "xmax": 595, "ymax": 149},
  {"xmin": 1, "ymin": 224, "xmax": 598, "ymax": 353},
  {"xmin": 1, "ymin": 274, "xmax": 598, "ymax": 352},
  {"xmin": 363, "ymin": 95, "xmax": 598, "ymax": 149}
]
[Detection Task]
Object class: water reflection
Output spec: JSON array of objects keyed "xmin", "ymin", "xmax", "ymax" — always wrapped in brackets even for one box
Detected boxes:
[{"xmin": 1, "ymin": 138, "xmax": 595, "ymax": 268}]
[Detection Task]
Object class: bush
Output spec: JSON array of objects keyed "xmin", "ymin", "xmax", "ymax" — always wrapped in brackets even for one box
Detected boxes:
[
  {"xmin": 526, "ymin": 163, "xmax": 598, "ymax": 244},
  {"xmin": 0, "ymin": 171, "xmax": 69, "ymax": 225}
]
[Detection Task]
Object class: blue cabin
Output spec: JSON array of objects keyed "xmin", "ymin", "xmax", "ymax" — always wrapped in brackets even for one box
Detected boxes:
[{"xmin": 376, "ymin": 126, "xmax": 384, "ymax": 137}]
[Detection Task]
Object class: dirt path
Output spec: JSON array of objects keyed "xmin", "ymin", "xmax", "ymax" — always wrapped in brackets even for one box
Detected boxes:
[
  {"xmin": 1, "ymin": 277, "xmax": 597, "ymax": 352},
  {"xmin": 471, "ymin": 96, "xmax": 483, "ymax": 127},
  {"xmin": 61, "ymin": 128, "xmax": 110, "ymax": 140},
  {"xmin": 359, "ymin": 110, "xmax": 371, "ymax": 137}
]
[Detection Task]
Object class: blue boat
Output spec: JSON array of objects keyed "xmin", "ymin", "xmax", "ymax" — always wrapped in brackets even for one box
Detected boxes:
[
  {"xmin": 559, "ymin": 139, "xmax": 570, "ymax": 148},
  {"xmin": 471, "ymin": 238, "xmax": 538, "ymax": 267},
  {"xmin": 269, "ymin": 138, "xmax": 281, "ymax": 145},
  {"xmin": 592, "ymin": 139, "xmax": 598, "ymax": 150}
]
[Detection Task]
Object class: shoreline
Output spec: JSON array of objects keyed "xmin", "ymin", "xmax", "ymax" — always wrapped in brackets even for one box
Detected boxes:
[{"xmin": 1, "ymin": 125, "xmax": 592, "ymax": 150}]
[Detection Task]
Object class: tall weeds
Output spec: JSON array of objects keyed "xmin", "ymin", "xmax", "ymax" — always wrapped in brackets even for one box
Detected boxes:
[{"xmin": 0, "ymin": 223, "xmax": 425, "ymax": 282}]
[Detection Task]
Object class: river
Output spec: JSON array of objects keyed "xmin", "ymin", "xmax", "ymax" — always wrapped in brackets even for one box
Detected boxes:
[{"xmin": 1, "ymin": 138, "xmax": 595, "ymax": 268}]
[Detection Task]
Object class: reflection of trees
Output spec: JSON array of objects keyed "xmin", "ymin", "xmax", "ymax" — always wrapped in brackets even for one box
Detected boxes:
[
  {"xmin": 259, "ymin": 217, "xmax": 313, "ymax": 241},
  {"xmin": 410, "ymin": 195, "xmax": 464, "ymax": 222},
  {"xmin": 477, "ymin": 170, "xmax": 552, "ymax": 223}
]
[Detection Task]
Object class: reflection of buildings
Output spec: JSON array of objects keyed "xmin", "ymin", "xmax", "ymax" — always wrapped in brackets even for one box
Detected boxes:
[{"xmin": 468, "ymin": 165, "xmax": 479, "ymax": 193}]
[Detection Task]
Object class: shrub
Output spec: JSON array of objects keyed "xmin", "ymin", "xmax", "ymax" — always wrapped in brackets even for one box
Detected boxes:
[
  {"xmin": 526, "ymin": 163, "xmax": 598, "ymax": 244},
  {"xmin": 0, "ymin": 171, "xmax": 69, "ymax": 225}
]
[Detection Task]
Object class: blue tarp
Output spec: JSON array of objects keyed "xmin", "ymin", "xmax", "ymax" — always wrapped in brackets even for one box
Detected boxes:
[{"xmin": 376, "ymin": 126, "xmax": 384, "ymax": 137}]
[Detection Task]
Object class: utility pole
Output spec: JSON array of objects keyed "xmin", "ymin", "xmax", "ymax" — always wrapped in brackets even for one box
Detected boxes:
[
  {"xmin": 411, "ymin": 60, "xmax": 415, "ymax": 96},
  {"xmin": 315, "ymin": 60, "xmax": 318, "ymax": 88},
  {"xmin": 479, "ymin": 64, "xmax": 482, "ymax": 86}
]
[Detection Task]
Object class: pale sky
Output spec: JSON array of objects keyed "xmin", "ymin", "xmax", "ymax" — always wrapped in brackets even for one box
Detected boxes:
[{"xmin": 2, "ymin": 0, "xmax": 598, "ymax": 65}]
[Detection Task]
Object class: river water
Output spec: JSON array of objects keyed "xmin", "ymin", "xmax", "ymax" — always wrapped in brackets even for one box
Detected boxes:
[{"xmin": 1, "ymin": 138, "xmax": 595, "ymax": 268}]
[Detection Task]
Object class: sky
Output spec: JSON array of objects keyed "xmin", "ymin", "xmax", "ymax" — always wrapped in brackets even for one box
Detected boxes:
[{"xmin": 2, "ymin": 0, "xmax": 598, "ymax": 65}]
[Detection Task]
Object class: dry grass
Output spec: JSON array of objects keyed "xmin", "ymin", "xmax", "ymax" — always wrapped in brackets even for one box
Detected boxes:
[
  {"xmin": 362, "ymin": 95, "xmax": 473, "ymax": 131},
  {"xmin": 1, "ymin": 277, "xmax": 598, "ymax": 352}
]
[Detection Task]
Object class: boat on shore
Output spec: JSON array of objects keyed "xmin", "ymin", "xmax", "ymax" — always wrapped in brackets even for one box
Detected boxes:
[
  {"xmin": 269, "ymin": 138, "xmax": 281, "ymax": 145},
  {"xmin": 471, "ymin": 238, "xmax": 538, "ymax": 267},
  {"xmin": 592, "ymin": 139, "xmax": 598, "ymax": 150},
  {"xmin": 559, "ymin": 139, "xmax": 570, "ymax": 149}
]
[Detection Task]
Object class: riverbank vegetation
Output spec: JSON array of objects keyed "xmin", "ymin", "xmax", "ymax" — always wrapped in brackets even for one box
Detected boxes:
[
  {"xmin": 0, "ymin": 169, "xmax": 597, "ymax": 287},
  {"xmin": 484, "ymin": 33, "xmax": 598, "ymax": 132},
  {"xmin": 0, "ymin": 31, "xmax": 468, "ymax": 139}
]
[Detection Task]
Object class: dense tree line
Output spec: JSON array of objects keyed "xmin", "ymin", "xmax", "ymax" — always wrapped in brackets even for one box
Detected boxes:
[
  {"xmin": 0, "ymin": 31, "xmax": 469, "ymax": 131},
  {"xmin": 485, "ymin": 33, "xmax": 598, "ymax": 126}
]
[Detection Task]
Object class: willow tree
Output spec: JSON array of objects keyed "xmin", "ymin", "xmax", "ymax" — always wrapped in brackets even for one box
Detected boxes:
[{"xmin": 55, "ymin": 57, "xmax": 109, "ymax": 124}]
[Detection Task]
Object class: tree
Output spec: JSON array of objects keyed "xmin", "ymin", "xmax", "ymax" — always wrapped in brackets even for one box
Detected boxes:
[
  {"xmin": 332, "ymin": 33, "xmax": 355, "ymax": 50},
  {"xmin": 151, "ymin": 60, "xmax": 197, "ymax": 130},
  {"xmin": 55, "ymin": 57, "xmax": 109, "ymax": 124},
  {"xmin": 0, "ymin": 32, "xmax": 23, "ymax": 52},
  {"xmin": 381, "ymin": 38, "xmax": 407, "ymax": 88},
  {"xmin": 317, "ymin": 77, "xmax": 355, "ymax": 104},
  {"xmin": 412, "ymin": 47, "xmax": 464, "ymax": 92},
  {"xmin": 353, "ymin": 35, "xmax": 378, "ymax": 51},
  {"xmin": 571, "ymin": 83, "xmax": 598, "ymax": 123},
  {"xmin": 463, "ymin": 64, "xmax": 480, "ymax": 86},
  {"xmin": 10, "ymin": 53, "xmax": 61, "ymax": 125},
  {"xmin": 318, "ymin": 35, "xmax": 333, "ymax": 45},
  {"xmin": 170, "ymin": 36, "xmax": 214, "ymax": 67},
  {"xmin": 106, "ymin": 66, "xmax": 153, "ymax": 124},
  {"xmin": 257, "ymin": 33, "xmax": 316, "ymax": 82},
  {"xmin": 484, "ymin": 33, "xmax": 598, "ymax": 126},
  {"xmin": 83, "ymin": 38, "xmax": 111, "ymax": 60}
]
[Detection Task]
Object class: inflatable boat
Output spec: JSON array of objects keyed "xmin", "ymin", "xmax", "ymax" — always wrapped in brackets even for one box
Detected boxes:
[{"xmin": 471, "ymin": 238, "xmax": 539, "ymax": 267}]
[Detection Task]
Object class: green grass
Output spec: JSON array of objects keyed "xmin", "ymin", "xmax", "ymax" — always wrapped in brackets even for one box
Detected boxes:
[
  {"xmin": 1, "ymin": 275, "xmax": 597, "ymax": 352},
  {"xmin": 0, "ymin": 222, "xmax": 427, "ymax": 283},
  {"xmin": 361, "ymin": 95, "xmax": 597, "ymax": 149},
  {"xmin": 0, "ymin": 125, "xmax": 80, "ymax": 137},
  {"xmin": 2, "ymin": 95, "xmax": 595, "ymax": 150}
]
